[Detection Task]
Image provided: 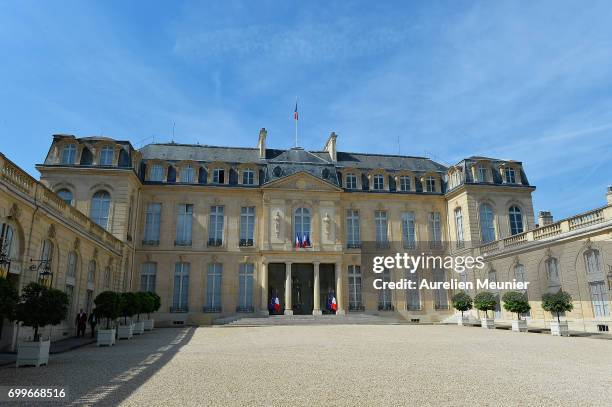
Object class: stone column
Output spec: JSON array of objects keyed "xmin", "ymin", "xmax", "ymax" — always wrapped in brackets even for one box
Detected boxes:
[
  {"xmin": 313, "ymin": 262, "xmax": 322, "ymax": 315},
  {"xmin": 260, "ymin": 262, "xmax": 268, "ymax": 315},
  {"xmin": 335, "ymin": 262, "xmax": 346, "ymax": 315},
  {"xmin": 284, "ymin": 262, "xmax": 293, "ymax": 315}
]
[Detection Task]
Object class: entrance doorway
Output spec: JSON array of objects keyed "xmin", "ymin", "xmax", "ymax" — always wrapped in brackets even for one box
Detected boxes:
[
  {"xmin": 268, "ymin": 263, "xmax": 286, "ymax": 314},
  {"xmin": 320, "ymin": 264, "xmax": 335, "ymax": 314},
  {"xmin": 291, "ymin": 263, "xmax": 313, "ymax": 315}
]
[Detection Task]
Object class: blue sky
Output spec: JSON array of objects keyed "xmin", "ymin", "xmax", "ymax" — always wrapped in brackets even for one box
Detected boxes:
[{"xmin": 1, "ymin": 0, "xmax": 611, "ymax": 219}]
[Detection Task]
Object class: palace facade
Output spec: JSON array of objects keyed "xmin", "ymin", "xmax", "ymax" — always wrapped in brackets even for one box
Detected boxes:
[{"xmin": 1, "ymin": 128, "xmax": 610, "ymax": 344}]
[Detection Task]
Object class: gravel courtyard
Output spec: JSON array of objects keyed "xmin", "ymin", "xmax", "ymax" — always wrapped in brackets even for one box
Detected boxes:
[{"xmin": 1, "ymin": 325, "xmax": 611, "ymax": 406}]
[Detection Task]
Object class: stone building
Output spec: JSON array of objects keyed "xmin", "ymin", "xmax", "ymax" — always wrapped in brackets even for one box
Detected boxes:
[{"xmin": 1, "ymin": 129, "xmax": 610, "ymax": 337}]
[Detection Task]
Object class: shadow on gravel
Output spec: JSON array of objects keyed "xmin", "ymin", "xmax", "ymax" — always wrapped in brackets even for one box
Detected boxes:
[{"xmin": 0, "ymin": 326, "xmax": 196, "ymax": 406}]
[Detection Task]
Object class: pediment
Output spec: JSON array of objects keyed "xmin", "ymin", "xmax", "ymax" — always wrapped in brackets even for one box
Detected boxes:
[{"xmin": 263, "ymin": 171, "xmax": 341, "ymax": 191}]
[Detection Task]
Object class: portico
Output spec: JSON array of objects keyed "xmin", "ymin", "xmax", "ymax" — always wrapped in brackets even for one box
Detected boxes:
[{"xmin": 261, "ymin": 260, "xmax": 345, "ymax": 316}]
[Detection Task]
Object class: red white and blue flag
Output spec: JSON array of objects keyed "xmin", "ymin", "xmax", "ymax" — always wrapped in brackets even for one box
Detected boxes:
[
  {"xmin": 294, "ymin": 101, "xmax": 299, "ymax": 120},
  {"xmin": 331, "ymin": 296, "xmax": 337, "ymax": 312},
  {"xmin": 295, "ymin": 232, "xmax": 302, "ymax": 248},
  {"xmin": 273, "ymin": 296, "xmax": 281, "ymax": 313}
]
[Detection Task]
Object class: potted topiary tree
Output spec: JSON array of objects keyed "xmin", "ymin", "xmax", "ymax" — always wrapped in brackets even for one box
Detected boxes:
[
  {"xmin": 542, "ymin": 290, "xmax": 573, "ymax": 336},
  {"xmin": 94, "ymin": 291, "xmax": 121, "ymax": 346},
  {"xmin": 132, "ymin": 292, "xmax": 151, "ymax": 335},
  {"xmin": 502, "ymin": 291, "xmax": 531, "ymax": 332},
  {"xmin": 451, "ymin": 291, "xmax": 473, "ymax": 326},
  {"xmin": 15, "ymin": 282, "xmax": 68, "ymax": 367},
  {"xmin": 143, "ymin": 292, "xmax": 160, "ymax": 331},
  {"xmin": 117, "ymin": 292, "xmax": 139, "ymax": 339},
  {"xmin": 0, "ymin": 277, "xmax": 18, "ymax": 342},
  {"xmin": 474, "ymin": 291, "xmax": 497, "ymax": 329}
]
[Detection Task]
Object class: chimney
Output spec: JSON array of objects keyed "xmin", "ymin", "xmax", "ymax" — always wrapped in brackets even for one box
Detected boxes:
[
  {"xmin": 538, "ymin": 211, "xmax": 553, "ymax": 227},
  {"xmin": 607, "ymin": 186, "xmax": 612, "ymax": 205},
  {"xmin": 324, "ymin": 132, "xmax": 337, "ymax": 162},
  {"xmin": 257, "ymin": 128, "xmax": 267, "ymax": 159}
]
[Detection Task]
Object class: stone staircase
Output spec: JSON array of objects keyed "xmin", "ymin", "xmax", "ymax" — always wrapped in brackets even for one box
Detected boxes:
[{"xmin": 216, "ymin": 313, "xmax": 408, "ymax": 326}]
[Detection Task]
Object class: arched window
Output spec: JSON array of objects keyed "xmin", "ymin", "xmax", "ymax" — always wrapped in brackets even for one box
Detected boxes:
[
  {"xmin": 509, "ymin": 206, "xmax": 523, "ymax": 235},
  {"xmin": 91, "ymin": 191, "xmax": 111, "ymax": 229},
  {"xmin": 584, "ymin": 249, "xmax": 602, "ymax": 275},
  {"xmin": 60, "ymin": 144, "xmax": 77, "ymax": 164},
  {"xmin": 99, "ymin": 146, "xmax": 114, "ymax": 166},
  {"xmin": 545, "ymin": 257, "xmax": 560, "ymax": 292},
  {"xmin": 103, "ymin": 266, "xmax": 111, "ymax": 289},
  {"xmin": 88, "ymin": 260, "xmax": 96, "ymax": 284},
  {"xmin": 294, "ymin": 208, "xmax": 311, "ymax": 246},
  {"xmin": 1, "ymin": 223, "xmax": 20, "ymax": 273},
  {"xmin": 514, "ymin": 263, "xmax": 526, "ymax": 284},
  {"xmin": 57, "ymin": 189, "xmax": 73, "ymax": 205},
  {"xmin": 66, "ymin": 251, "xmax": 77, "ymax": 278},
  {"xmin": 479, "ymin": 204, "xmax": 495, "ymax": 243}
]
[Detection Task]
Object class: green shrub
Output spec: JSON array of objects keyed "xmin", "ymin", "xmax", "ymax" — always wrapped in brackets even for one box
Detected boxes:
[
  {"xmin": 502, "ymin": 291, "xmax": 531, "ymax": 320},
  {"xmin": 0, "ymin": 277, "xmax": 18, "ymax": 322},
  {"xmin": 15, "ymin": 282, "xmax": 69, "ymax": 341},
  {"xmin": 451, "ymin": 291, "xmax": 473, "ymax": 318},
  {"xmin": 94, "ymin": 291, "xmax": 121, "ymax": 329},
  {"xmin": 136, "ymin": 292, "xmax": 154, "ymax": 321},
  {"xmin": 149, "ymin": 292, "xmax": 161, "ymax": 314},
  {"xmin": 473, "ymin": 291, "xmax": 497, "ymax": 319},
  {"xmin": 542, "ymin": 290, "xmax": 573, "ymax": 323},
  {"xmin": 119, "ymin": 292, "xmax": 141, "ymax": 325}
]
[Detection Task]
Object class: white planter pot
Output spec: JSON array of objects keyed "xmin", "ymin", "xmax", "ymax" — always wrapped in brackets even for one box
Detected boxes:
[
  {"xmin": 97, "ymin": 329, "xmax": 116, "ymax": 346},
  {"xmin": 143, "ymin": 319, "xmax": 155, "ymax": 331},
  {"xmin": 512, "ymin": 319, "xmax": 528, "ymax": 332},
  {"xmin": 550, "ymin": 321, "xmax": 569, "ymax": 337},
  {"xmin": 457, "ymin": 316, "xmax": 470, "ymax": 326},
  {"xmin": 17, "ymin": 339, "xmax": 50, "ymax": 367},
  {"xmin": 133, "ymin": 321, "xmax": 145, "ymax": 335},
  {"xmin": 481, "ymin": 318, "xmax": 495, "ymax": 329},
  {"xmin": 117, "ymin": 324, "xmax": 134, "ymax": 339}
]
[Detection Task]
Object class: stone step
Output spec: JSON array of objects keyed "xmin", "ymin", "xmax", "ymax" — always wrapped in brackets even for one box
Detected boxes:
[{"xmin": 223, "ymin": 314, "xmax": 406, "ymax": 326}]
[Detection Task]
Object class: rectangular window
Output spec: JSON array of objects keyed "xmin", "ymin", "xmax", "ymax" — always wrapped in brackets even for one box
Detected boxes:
[
  {"xmin": 590, "ymin": 281, "xmax": 609, "ymax": 317},
  {"xmin": 348, "ymin": 265, "xmax": 363, "ymax": 311},
  {"xmin": 242, "ymin": 170, "xmax": 254, "ymax": 185},
  {"xmin": 375, "ymin": 210, "xmax": 388, "ymax": 248},
  {"xmin": 213, "ymin": 168, "xmax": 225, "ymax": 184},
  {"xmin": 454, "ymin": 208, "xmax": 464, "ymax": 248},
  {"xmin": 373, "ymin": 174, "xmax": 384, "ymax": 190},
  {"xmin": 238, "ymin": 263, "xmax": 254, "ymax": 312},
  {"xmin": 181, "ymin": 165, "xmax": 195, "ymax": 183},
  {"xmin": 477, "ymin": 166, "xmax": 487, "ymax": 182},
  {"xmin": 150, "ymin": 164, "xmax": 164, "ymax": 181},
  {"xmin": 378, "ymin": 269, "xmax": 392, "ymax": 310},
  {"xmin": 433, "ymin": 269, "xmax": 448, "ymax": 309},
  {"xmin": 99, "ymin": 146, "xmax": 114, "ymax": 166},
  {"xmin": 406, "ymin": 271, "xmax": 421, "ymax": 310},
  {"xmin": 205, "ymin": 263, "xmax": 222, "ymax": 312},
  {"xmin": 505, "ymin": 167, "xmax": 516, "ymax": 184},
  {"xmin": 240, "ymin": 206, "xmax": 255, "ymax": 247},
  {"xmin": 144, "ymin": 203, "xmax": 161, "ymax": 244},
  {"xmin": 429, "ymin": 212, "xmax": 442, "ymax": 249},
  {"xmin": 401, "ymin": 212, "xmax": 416, "ymax": 249},
  {"xmin": 208, "ymin": 205, "xmax": 224, "ymax": 246},
  {"xmin": 346, "ymin": 174, "xmax": 357, "ymax": 189},
  {"xmin": 175, "ymin": 204, "xmax": 193, "ymax": 246},
  {"xmin": 172, "ymin": 262, "xmax": 189, "ymax": 312},
  {"xmin": 346, "ymin": 210, "xmax": 360, "ymax": 248},
  {"xmin": 399, "ymin": 176, "xmax": 411, "ymax": 191},
  {"xmin": 425, "ymin": 177, "xmax": 436, "ymax": 192},
  {"xmin": 61, "ymin": 145, "xmax": 76, "ymax": 164},
  {"xmin": 140, "ymin": 262, "xmax": 157, "ymax": 293}
]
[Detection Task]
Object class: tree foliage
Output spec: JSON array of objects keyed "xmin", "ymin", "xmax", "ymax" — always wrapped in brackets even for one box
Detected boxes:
[
  {"xmin": 473, "ymin": 291, "xmax": 497, "ymax": 318},
  {"xmin": 451, "ymin": 291, "xmax": 473, "ymax": 317},
  {"xmin": 15, "ymin": 282, "xmax": 68, "ymax": 341},
  {"xmin": 542, "ymin": 290, "xmax": 573, "ymax": 323},
  {"xmin": 0, "ymin": 277, "xmax": 18, "ymax": 322},
  {"xmin": 502, "ymin": 291, "xmax": 531, "ymax": 320},
  {"xmin": 119, "ymin": 292, "xmax": 141, "ymax": 324},
  {"xmin": 136, "ymin": 292, "xmax": 154, "ymax": 321},
  {"xmin": 94, "ymin": 291, "xmax": 121, "ymax": 329}
]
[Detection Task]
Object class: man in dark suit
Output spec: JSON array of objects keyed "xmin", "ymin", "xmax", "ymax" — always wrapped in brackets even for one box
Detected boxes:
[
  {"xmin": 88, "ymin": 310, "xmax": 98, "ymax": 338},
  {"xmin": 75, "ymin": 309, "xmax": 87, "ymax": 337}
]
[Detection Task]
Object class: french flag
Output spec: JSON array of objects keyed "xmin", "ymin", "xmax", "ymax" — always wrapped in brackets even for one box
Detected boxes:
[
  {"xmin": 304, "ymin": 232, "xmax": 311, "ymax": 247},
  {"xmin": 331, "ymin": 296, "xmax": 337, "ymax": 311},
  {"xmin": 273, "ymin": 296, "xmax": 281, "ymax": 313},
  {"xmin": 295, "ymin": 233, "xmax": 302, "ymax": 248},
  {"xmin": 294, "ymin": 101, "xmax": 299, "ymax": 120}
]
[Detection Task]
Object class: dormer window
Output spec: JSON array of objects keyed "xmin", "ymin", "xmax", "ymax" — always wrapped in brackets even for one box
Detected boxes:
[
  {"xmin": 504, "ymin": 167, "xmax": 516, "ymax": 184},
  {"xmin": 346, "ymin": 173, "xmax": 357, "ymax": 189},
  {"xmin": 99, "ymin": 146, "xmax": 114, "ymax": 166},
  {"xmin": 213, "ymin": 168, "xmax": 225, "ymax": 184},
  {"xmin": 477, "ymin": 165, "xmax": 488, "ymax": 182},
  {"xmin": 242, "ymin": 169, "xmax": 254, "ymax": 185},
  {"xmin": 181, "ymin": 164, "xmax": 195, "ymax": 183},
  {"xmin": 399, "ymin": 176, "xmax": 411, "ymax": 192},
  {"xmin": 450, "ymin": 171, "xmax": 461, "ymax": 189},
  {"xmin": 425, "ymin": 176, "xmax": 436, "ymax": 192},
  {"xmin": 373, "ymin": 174, "xmax": 384, "ymax": 191},
  {"xmin": 150, "ymin": 164, "xmax": 164, "ymax": 181},
  {"xmin": 60, "ymin": 144, "xmax": 77, "ymax": 164}
]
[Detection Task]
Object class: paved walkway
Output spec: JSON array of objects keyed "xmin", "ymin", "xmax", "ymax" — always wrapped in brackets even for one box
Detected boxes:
[{"xmin": 0, "ymin": 325, "xmax": 610, "ymax": 406}]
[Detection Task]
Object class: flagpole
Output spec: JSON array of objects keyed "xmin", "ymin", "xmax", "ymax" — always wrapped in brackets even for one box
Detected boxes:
[{"xmin": 294, "ymin": 96, "xmax": 298, "ymax": 148}]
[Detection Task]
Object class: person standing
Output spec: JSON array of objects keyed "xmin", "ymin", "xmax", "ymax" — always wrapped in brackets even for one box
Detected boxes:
[
  {"xmin": 75, "ymin": 308, "xmax": 87, "ymax": 337},
  {"xmin": 88, "ymin": 310, "xmax": 98, "ymax": 338}
]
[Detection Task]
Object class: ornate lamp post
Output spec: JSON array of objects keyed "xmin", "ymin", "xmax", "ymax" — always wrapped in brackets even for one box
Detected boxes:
[{"xmin": 29, "ymin": 258, "xmax": 53, "ymax": 287}]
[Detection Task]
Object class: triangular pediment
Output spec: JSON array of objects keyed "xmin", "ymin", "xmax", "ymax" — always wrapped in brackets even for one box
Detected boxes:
[{"xmin": 262, "ymin": 171, "xmax": 342, "ymax": 191}]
